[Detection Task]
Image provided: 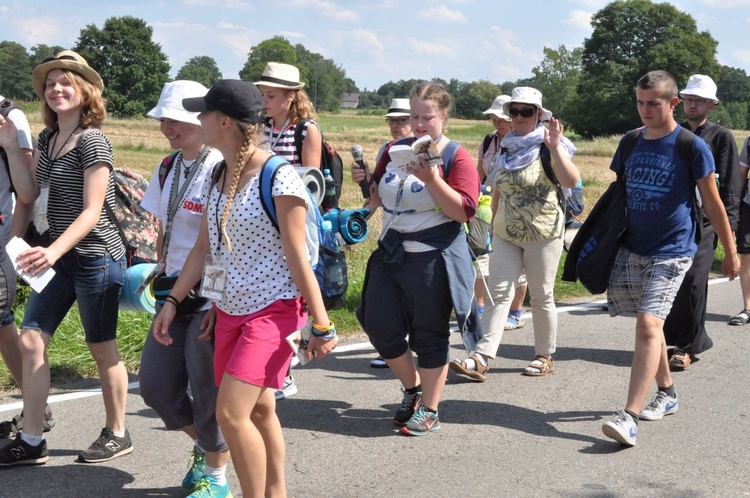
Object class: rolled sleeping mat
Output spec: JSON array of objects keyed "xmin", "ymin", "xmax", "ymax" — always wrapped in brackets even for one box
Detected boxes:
[
  {"xmin": 294, "ymin": 167, "xmax": 325, "ymax": 206},
  {"xmin": 323, "ymin": 208, "xmax": 370, "ymax": 245},
  {"xmin": 120, "ymin": 263, "xmax": 156, "ymax": 314}
]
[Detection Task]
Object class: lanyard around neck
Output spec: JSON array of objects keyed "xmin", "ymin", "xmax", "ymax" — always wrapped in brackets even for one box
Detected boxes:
[{"xmin": 269, "ymin": 118, "xmax": 291, "ymax": 151}]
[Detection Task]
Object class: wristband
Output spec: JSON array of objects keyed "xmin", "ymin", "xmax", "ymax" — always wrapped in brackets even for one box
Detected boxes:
[
  {"xmin": 312, "ymin": 320, "xmax": 337, "ymax": 339},
  {"xmin": 164, "ymin": 295, "xmax": 180, "ymax": 308},
  {"xmin": 312, "ymin": 320, "xmax": 335, "ymax": 332}
]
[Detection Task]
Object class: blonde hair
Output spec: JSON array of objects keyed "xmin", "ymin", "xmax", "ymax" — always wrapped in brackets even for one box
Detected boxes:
[
  {"xmin": 219, "ymin": 119, "xmax": 262, "ymax": 252},
  {"xmin": 41, "ymin": 69, "xmax": 106, "ymax": 130},
  {"xmin": 288, "ymin": 88, "xmax": 317, "ymax": 124},
  {"xmin": 410, "ymin": 82, "xmax": 451, "ymax": 131}
]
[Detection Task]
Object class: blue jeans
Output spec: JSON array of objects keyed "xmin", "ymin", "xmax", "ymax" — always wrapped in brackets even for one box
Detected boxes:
[{"xmin": 22, "ymin": 251, "xmax": 126, "ymax": 343}]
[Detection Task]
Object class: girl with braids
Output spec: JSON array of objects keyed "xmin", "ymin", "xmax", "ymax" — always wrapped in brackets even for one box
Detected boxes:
[
  {"xmin": 255, "ymin": 61, "xmax": 323, "ymax": 399},
  {"xmin": 152, "ymin": 80, "xmax": 336, "ymax": 498}
]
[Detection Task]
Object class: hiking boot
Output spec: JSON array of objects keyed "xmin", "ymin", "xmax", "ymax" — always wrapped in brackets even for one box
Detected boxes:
[
  {"xmin": 187, "ymin": 476, "xmax": 233, "ymax": 497},
  {"xmin": 602, "ymin": 410, "xmax": 637, "ymax": 447},
  {"xmin": 639, "ymin": 391, "xmax": 678, "ymax": 421},
  {"xmin": 182, "ymin": 445, "xmax": 207, "ymax": 491},
  {"xmin": 274, "ymin": 375, "xmax": 297, "ymax": 400},
  {"xmin": 78, "ymin": 428, "xmax": 134, "ymax": 463},
  {"xmin": 400, "ymin": 404, "xmax": 441, "ymax": 436},
  {"xmin": 394, "ymin": 389, "xmax": 422, "ymax": 426},
  {"xmin": 0, "ymin": 404, "xmax": 56, "ymax": 439},
  {"xmin": 0, "ymin": 433, "xmax": 49, "ymax": 466},
  {"xmin": 449, "ymin": 355, "xmax": 489, "ymax": 381}
]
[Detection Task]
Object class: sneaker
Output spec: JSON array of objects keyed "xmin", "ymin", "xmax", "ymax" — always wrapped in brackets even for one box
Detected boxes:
[
  {"xmin": 400, "ymin": 403, "xmax": 441, "ymax": 436},
  {"xmin": 0, "ymin": 404, "xmax": 56, "ymax": 439},
  {"xmin": 393, "ymin": 389, "xmax": 422, "ymax": 426},
  {"xmin": 78, "ymin": 428, "xmax": 134, "ymax": 463},
  {"xmin": 602, "ymin": 410, "xmax": 637, "ymax": 447},
  {"xmin": 187, "ymin": 476, "xmax": 233, "ymax": 498},
  {"xmin": 639, "ymin": 391, "xmax": 678, "ymax": 421},
  {"xmin": 449, "ymin": 355, "xmax": 489, "ymax": 382},
  {"xmin": 182, "ymin": 445, "xmax": 207, "ymax": 491},
  {"xmin": 0, "ymin": 433, "xmax": 49, "ymax": 466},
  {"xmin": 274, "ymin": 375, "xmax": 297, "ymax": 400},
  {"xmin": 370, "ymin": 356, "xmax": 389, "ymax": 369},
  {"xmin": 504, "ymin": 313, "xmax": 526, "ymax": 330}
]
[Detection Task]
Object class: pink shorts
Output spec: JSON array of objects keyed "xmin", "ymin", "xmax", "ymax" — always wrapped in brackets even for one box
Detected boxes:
[{"xmin": 213, "ymin": 298, "xmax": 307, "ymax": 390}]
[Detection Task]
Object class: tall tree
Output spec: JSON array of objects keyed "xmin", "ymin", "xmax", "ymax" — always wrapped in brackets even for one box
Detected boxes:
[
  {"xmin": 568, "ymin": 0, "xmax": 719, "ymax": 137},
  {"xmin": 294, "ymin": 44, "xmax": 347, "ymax": 112},
  {"xmin": 0, "ymin": 41, "xmax": 34, "ymax": 99},
  {"xmin": 30, "ymin": 44, "xmax": 67, "ymax": 70},
  {"xmin": 531, "ymin": 45, "xmax": 583, "ymax": 123},
  {"xmin": 176, "ymin": 56, "xmax": 223, "ymax": 88},
  {"xmin": 74, "ymin": 16, "xmax": 170, "ymax": 117},
  {"xmin": 238, "ymin": 36, "xmax": 299, "ymax": 82},
  {"xmin": 453, "ymin": 80, "xmax": 504, "ymax": 120}
]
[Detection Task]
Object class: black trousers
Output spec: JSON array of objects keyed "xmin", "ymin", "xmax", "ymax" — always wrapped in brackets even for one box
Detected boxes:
[{"xmin": 662, "ymin": 219, "xmax": 715, "ymax": 355}]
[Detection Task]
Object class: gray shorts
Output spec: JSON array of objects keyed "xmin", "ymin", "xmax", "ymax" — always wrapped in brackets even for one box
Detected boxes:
[
  {"xmin": 607, "ymin": 247, "xmax": 693, "ymax": 320},
  {"xmin": 0, "ymin": 247, "xmax": 16, "ymax": 326}
]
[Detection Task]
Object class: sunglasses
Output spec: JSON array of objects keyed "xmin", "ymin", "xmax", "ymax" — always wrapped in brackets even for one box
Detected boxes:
[
  {"xmin": 42, "ymin": 55, "xmax": 78, "ymax": 64},
  {"xmin": 508, "ymin": 107, "xmax": 537, "ymax": 118},
  {"xmin": 386, "ymin": 118, "xmax": 409, "ymax": 125}
]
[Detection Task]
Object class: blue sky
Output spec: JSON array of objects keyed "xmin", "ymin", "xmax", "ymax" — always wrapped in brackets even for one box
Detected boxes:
[{"xmin": 4, "ymin": 0, "xmax": 750, "ymax": 91}]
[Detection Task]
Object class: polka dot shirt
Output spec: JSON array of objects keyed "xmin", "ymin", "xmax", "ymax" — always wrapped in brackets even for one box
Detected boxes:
[{"xmin": 203, "ymin": 160, "xmax": 309, "ymax": 316}]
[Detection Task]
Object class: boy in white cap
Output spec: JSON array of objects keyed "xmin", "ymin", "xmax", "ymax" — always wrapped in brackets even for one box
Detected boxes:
[{"xmin": 662, "ymin": 74, "xmax": 741, "ymax": 369}]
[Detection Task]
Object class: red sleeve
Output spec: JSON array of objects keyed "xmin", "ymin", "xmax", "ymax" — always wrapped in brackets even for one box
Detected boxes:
[
  {"xmin": 445, "ymin": 146, "xmax": 480, "ymax": 218},
  {"xmin": 372, "ymin": 138, "xmax": 406, "ymax": 184}
]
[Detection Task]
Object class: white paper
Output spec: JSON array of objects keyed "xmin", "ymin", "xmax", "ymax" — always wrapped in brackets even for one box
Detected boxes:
[
  {"xmin": 285, "ymin": 321, "xmax": 314, "ymax": 366},
  {"xmin": 5, "ymin": 236, "xmax": 56, "ymax": 293}
]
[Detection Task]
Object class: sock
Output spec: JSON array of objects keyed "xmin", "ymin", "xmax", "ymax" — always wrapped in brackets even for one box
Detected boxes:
[
  {"xmin": 509, "ymin": 309, "xmax": 522, "ymax": 318},
  {"xmin": 112, "ymin": 429, "xmax": 126, "ymax": 438},
  {"xmin": 405, "ymin": 384, "xmax": 422, "ymax": 395},
  {"xmin": 423, "ymin": 406, "xmax": 438, "ymax": 415},
  {"xmin": 477, "ymin": 305, "xmax": 484, "ymax": 318},
  {"xmin": 658, "ymin": 385, "xmax": 676, "ymax": 398},
  {"xmin": 475, "ymin": 354, "xmax": 488, "ymax": 367},
  {"xmin": 193, "ymin": 440, "xmax": 205, "ymax": 454},
  {"xmin": 203, "ymin": 464, "xmax": 228, "ymax": 486},
  {"xmin": 625, "ymin": 410, "xmax": 640, "ymax": 425},
  {"xmin": 20, "ymin": 432, "xmax": 44, "ymax": 446},
  {"xmin": 463, "ymin": 358, "xmax": 477, "ymax": 371}
]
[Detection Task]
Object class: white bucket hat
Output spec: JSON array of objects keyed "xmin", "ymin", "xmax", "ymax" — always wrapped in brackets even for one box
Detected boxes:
[
  {"xmin": 502, "ymin": 87, "xmax": 552, "ymax": 121},
  {"xmin": 483, "ymin": 95, "xmax": 511, "ymax": 121},
  {"xmin": 147, "ymin": 80, "xmax": 208, "ymax": 125},
  {"xmin": 679, "ymin": 74, "xmax": 719, "ymax": 103},
  {"xmin": 385, "ymin": 98, "xmax": 410, "ymax": 117},
  {"xmin": 254, "ymin": 62, "xmax": 305, "ymax": 90}
]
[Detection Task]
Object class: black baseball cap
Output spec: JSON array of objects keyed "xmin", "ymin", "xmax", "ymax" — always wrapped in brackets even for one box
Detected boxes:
[{"xmin": 182, "ymin": 79, "xmax": 264, "ymax": 124}]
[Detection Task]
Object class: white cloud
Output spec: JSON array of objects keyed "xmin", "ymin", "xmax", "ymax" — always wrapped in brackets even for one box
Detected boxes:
[
  {"xmin": 732, "ymin": 48, "xmax": 750, "ymax": 65},
  {"xmin": 14, "ymin": 16, "xmax": 70, "ymax": 47},
  {"xmin": 700, "ymin": 0, "xmax": 750, "ymax": 7},
  {"xmin": 290, "ymin": 0, "xmax": 361, "ymax": 22},
  {"xmin": 565, "ymin": 0, "xmax": 607, "ymax": 8},
  {"xmin": 407, "ymin": 37, "xmax": 457, "ymax": 57},
  {"xmin": 562, "ymin": 10, "xmax": 593, "ymax": 31},
  {"xmin": 279, "ymin": 31, "xmax": 305, "ymax": 39},
  {"xmin": 417, "ymin": 5, "xmax": 468, "ymax": 24},
  {"xmin": 335, "ymin": 29, "xmax": 384, "ymax": 57}
]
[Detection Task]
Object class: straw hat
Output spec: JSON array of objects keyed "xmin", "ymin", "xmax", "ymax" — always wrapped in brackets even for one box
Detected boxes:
[
  {"xmin": 183, "ymin": 79, "xmax": 264, "ymax": 124},
  {"xmin": 254, "ymin": 62, "xmax": 305, "ymax": 90},
  {"xmin": 384, "ymin": 98, "xmax": 410, "ymax": 117},
  {"xmin": 502, "ymin": 87, "xmax": 552, "ymax": 121},
  {"xmin": 147, "ymin": 80, "xmax": 208, "ymax": 125},
  {"xmin": 483, "ymin": 95, "xmax": 511, "ymax": 121},
  {"xmin": 32, "ymin": 50, "xmax": 103, "ymax": 99},
  {"xmin": 679, "ymin": 74, "xmax": 719, "ymax": 103}
]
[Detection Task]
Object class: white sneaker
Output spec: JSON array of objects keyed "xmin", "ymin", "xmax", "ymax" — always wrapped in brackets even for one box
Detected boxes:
[
  {"xmin": 274, "ymin": 375, "xmax": 297, "ymax": 400},
  {"xmin": 639, "ymin": 391, "xmax": 678, "ymax": 421},
  {"xmin": 602, "ymin": 410, "xmax": 637, "ymax": 446}
]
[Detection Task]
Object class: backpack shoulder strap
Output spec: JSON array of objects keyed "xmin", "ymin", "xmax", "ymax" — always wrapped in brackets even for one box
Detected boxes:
[
  {"xmin": 676, "ymin": 127, "xmax": 697, "ymax": 172},
  {"xmin": 482, "ymin": 134, "xmax": 493, "ymax": 155},
  {"xmin": 158, "ymin": 150, "xmax": 181, "ymax": 190},
  {"xmin": 617, "ymin": 129, "xmax": 644, "ymax": 178},
  {"xmin": 293, "ymin": 118, "xmax": 313, "ymax": 159},
  {"xmin": 440, "ymin": 141, "xmax": 460, "ymax": 179},
  {"xmin": 258, "ymin": 155, "xmax": 291, "ymax": 232}
]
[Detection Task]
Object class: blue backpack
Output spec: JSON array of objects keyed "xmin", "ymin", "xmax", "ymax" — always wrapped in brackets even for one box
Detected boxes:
[{"xmin": 258, "ymin": 155, "xmax": 347, "ymax": 310}]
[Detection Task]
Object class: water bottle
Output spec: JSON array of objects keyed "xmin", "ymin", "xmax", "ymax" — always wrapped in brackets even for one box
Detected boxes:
[
  {"xmin": 321, "ymin": 220, "xmax": 345, "ymax": 294},
  {"xmin": 323, "ymin": 168, "xmax": 337, "ymax": 207},
  {"xmin": 476, "ymin": 186, "xmax": 493, "ymax": 253}
]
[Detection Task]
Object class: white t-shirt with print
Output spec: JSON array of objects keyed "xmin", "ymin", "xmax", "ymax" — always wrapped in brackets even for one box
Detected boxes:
[
  {"xmin": 0, "ymin": 96, "xmax": 33, "ymax": 244},
  {"xmin": 141, "ymin": 148, "xmax": 223, "ymax": 276},
  {"xmin": 203, "ymin": 161, "xmax": 309, "ymax": 316}
]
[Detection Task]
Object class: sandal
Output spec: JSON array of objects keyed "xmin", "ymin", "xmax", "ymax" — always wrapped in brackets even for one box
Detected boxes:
[
  {"xmin": 504, "ymin": 313, "xmax": 526, "ymax": 330},
  {"xmin": 729, "ymin": 309, "xmax": 750, "ymax": 326},
  {"xmin": 449, "ymin": 355, "xmax": 489, "ymax": 381},
  {"xmin": 522, "ymin": 355, "xmax": 554, "ymax": 377},
  {"xmin": 669, "ymin": 349, "xmax": 692, "ymax": 370}
]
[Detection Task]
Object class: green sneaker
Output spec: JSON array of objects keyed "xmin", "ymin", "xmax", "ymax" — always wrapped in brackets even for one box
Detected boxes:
[
  {"xmin": 400, "ymin": 403, "xmax": 441, "ymax": 436},
  {"xmin": 182, "ymin": 445, "xmax": 207, "ymax": 491},
  {"xmin": 188, "ymin": 476, "xmax": 233, "ymax": 498}
]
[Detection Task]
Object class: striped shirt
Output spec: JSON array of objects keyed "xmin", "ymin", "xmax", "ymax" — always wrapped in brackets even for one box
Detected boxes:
[
  {"xmin": 36, "ymin": 128, "xmax": 125, "ymax": 259},
  {"xmin": 264, "ymin": 119, "xmax": 318, "ymax": 165}
]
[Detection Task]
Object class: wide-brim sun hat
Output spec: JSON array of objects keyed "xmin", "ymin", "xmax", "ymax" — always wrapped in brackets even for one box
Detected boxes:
[
  {"xmin": 254, "ymin": 62, "xmax": 305, "ymax": 90},
  {"xmin": 32, "ymin": 50, "xmax": 104, "ymax": 99},
  {"xmin": 147, "ymin": 80, "xmax": 208, "ymax": 125},
  {"xmin": 679, "ymin": 74, "xmax": 719, "ymax": 103},
  {"xmin": 502, "ymin": 87, "xmax": 553, "ymax": 121},
  {"xmin": 182, "ymin": 79, "xmax": 264, "ymax": 124},
  {"xmin": 483, "ymin": 95, "xmax": 511, "ymax": 121},
  {"xmin": 385, "ymin": 98, "xmax": 410, "ymax": 117}
]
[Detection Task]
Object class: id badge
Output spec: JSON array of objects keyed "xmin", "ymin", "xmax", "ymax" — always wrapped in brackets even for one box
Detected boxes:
[
  {"xmin": 200, "ymin": 254, "xmax": 226, "ymax": 301},
  {"xmin": 135, "ymin": 261, "xmax": 166, "ymax": 295},
  {"xmin": 39, "ymin": 184, "xmax": 50, "ymax": 216}
]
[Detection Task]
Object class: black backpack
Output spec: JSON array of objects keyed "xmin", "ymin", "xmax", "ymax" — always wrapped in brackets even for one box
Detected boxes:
[{"xmin": 293, "ymin": 119, "xmax": 343, "ymax": 211}]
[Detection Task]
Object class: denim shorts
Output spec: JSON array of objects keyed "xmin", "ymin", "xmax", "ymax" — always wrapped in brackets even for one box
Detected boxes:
[{"xmin": 22, "ymin": 251, "xmax": 126, "ymax": 343}]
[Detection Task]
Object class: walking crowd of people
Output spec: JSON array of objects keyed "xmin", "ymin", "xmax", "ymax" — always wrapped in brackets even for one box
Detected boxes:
[{"xmin": 0, "ymin": 51, "xmax": 745, "ymax": 496}]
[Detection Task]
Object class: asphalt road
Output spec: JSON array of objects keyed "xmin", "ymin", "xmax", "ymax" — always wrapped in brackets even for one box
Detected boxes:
[{"xmin": 1, "ymin": 278, "xmax": 749, "ymax": 497}]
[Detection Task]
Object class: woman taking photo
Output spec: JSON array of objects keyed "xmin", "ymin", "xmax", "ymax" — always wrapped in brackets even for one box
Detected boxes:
[
  {"xmin": 0, "ymin": 51, "xmax": 132, "ymax": 466},
  {"xmin": 357, "ymin": 82, "xmax": 481, "ymax": 436},
  {"xmin": 153, "ymin": 79, "xmax": 336, "ymax": 497},
  {"xmin": 452, "ymin": 86, "xmax": 579, "ymax": 380}
]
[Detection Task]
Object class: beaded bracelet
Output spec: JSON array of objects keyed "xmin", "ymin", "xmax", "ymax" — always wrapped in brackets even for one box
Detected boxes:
[{"xmin": 164, "ymin": 295, "xmax": 180, "ymax": 308}]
